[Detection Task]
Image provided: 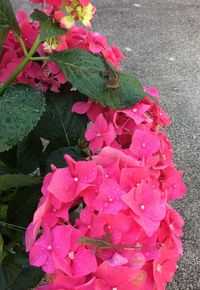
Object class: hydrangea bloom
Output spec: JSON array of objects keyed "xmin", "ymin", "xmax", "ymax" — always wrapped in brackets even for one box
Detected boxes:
[
  {"xmin": 0, "ymin": 12, "xmax": 124, "ymax": 92},
  {"xmin": 30, "ymin": 0, "xmax": 96, "ymax": 27},
  {"xmin": 26, "ymin": 95, "xmax": 186, "ymax": 289}
]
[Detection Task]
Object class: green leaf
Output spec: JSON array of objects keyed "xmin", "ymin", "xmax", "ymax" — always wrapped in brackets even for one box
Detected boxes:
[
  {"xmin": 0, "ymin": 164, "xmax": 16, "ymax": 175},
  {"xmin": 31, "ymin": 9, "xmax": 66, "ymax": 40},
  {"xmin": 0, "ymin": 204, "xmax": 8, "ymax": 221},
  {"xmin": 0, "ymin": 27, "xmax": 8, "ymax": 55},
  {"xmin": 49, "ymin": 48, "xmax": 146, "ymax": 109},
  {"xmin": 0, "ymin": 233, "xmax": 4, "ymax": 261},
  {"xmin": 16, "ymin": 132, "xmax": 43, "ymax": 174},
  {"xmin": 0, "ymin": 85, "xmax": 45, "ymax": 152},
  {"xmin": 0, "ymin": 0, "xmax": 20, "ymax": 35},
  {"xmin": 35, "ymin": 85, "xmax": 88, "ymax": 145},
  {"xmin": 2, "ymin": 252, "xmax": 44, "ymax": 290},
  {"xmin": 0, "ymin": 174, "xmax": 40, "ymax": 191},
  {"xmin": 41, "ymin": 146, "xmax": 86, "ymax": 174},
  {"xmin": 9, "ymin": 265, "xmax": 43, "ymax": 290},
  {"xmin": 0, "ymin": 147, "xmax": 17, "ymax": 170},
  {"xmin": 7, "ymin": 186, "xmax": 40, "ymax": 227},
  {"xmin": 0, "ymin": 264, "xmax": 8, "ymax": 290}
]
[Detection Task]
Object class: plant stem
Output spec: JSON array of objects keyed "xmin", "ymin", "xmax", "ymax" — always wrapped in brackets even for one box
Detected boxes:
[
  {"xmin": 16, "ymin": 34, "xmax": 28, "ymax": 56},
  {"xmin": 29, "ymin": 56, "xmax": 50, "ymax": 61},
  {"xmin": 0, "ymin": 221, "xmax": 26, "ymax": 231},
  {"xmin": 0, "ymin": 35, "xmax": 42, "ymax": 94}
]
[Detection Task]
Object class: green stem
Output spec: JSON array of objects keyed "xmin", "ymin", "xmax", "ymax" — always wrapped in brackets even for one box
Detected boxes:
[
  {"xmin": 16, "ymin": 34, "xmax": 28, "ymax": 56},
  {"xmin": 29, "ymin": 56, "xmax": 50, "ymax": 61},
  {"xmin": 0, "ymin": 221, "xmax": 26, "ymax": 231},
  {"xmin": 0, "ymin": 35, "xmax": 42, "ymax": 94}
]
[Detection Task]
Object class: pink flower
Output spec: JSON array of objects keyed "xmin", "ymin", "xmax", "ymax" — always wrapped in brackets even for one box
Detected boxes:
[
  {"xmin": 91, "ymin": 178, "xmax": 126, "ymax": 215},
  {"xmin": 79, "ymin": 0, "xmax": 90, "ymax": 6},
  {"xmin": 98, "ymin": 212, "xmax": 132, "ymax": 244},
  {"xmin": 122, "ymin": 181, "xmax": 166, "ymax": 236},
  {"xmin": 53, "ymin": 226, "xmax": 97, "ymax": 276},
  {"xmin": 162, "ymin": 167, "xmax": 187, "ymax": 201},
  {"xmin": 72, "ymin": 100, "xmax": 104, "ymax": 122},
  {"xmin": 153, "ymin": 248, "xmax": 179, "ymax": 290},
  {"xmin": 144, "ymin": 87, "xmax": 160, "ymax": 102},
  {"xmin": 122, "ymin": 103, "xmax": 151, "ymax": 125},
  {"xmin": 76, "ymin": 207, "xmax": 105, "ymax": 238},
  {"xmin": 129, "ymin": 129, "xmax": 160, "ymax": 159},
  {"xmin": 158, "ymin": 206, "xmax": 184, "ymax": 255},
  {"xmin": 102, "ymin": 46, "xmax": 125, "ymax": 68},
  {"xmin": 89, "ymin": 32, "xmax": 107, "ymax": 54},
  {"xmin": 85, "ymin": 113, "xmax": 116, "ymax": 153},
  {"xmin": 47, "ymin": 156, "xmax": 97, "ymax": 202},
  {"xmin": 95, "ymin": 262, "xmax": 146, "ymax": 290}
]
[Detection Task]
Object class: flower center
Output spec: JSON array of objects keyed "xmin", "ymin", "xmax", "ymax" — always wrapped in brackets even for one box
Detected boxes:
[
  {"xmin": 74, "ymin": 177, "xmax": 78, "ymax": 182},
  {"xmin": 68, "ymin": 251, "xmax": 75, "ymax": 260},
  {"xmin": 47, "ymin": 245, "xmax": 52, "ymax": 251},
  {"xmin": 157, "ymin": 263, "xmax": 162, "ymax": 273},
  {"xmin": 140, "ymin": 204, "xmax": 145, "ymax": 210}
]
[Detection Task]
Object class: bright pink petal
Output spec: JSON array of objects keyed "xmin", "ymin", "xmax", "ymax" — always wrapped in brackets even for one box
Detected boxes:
[
  {"xmin": 53, "ymin": 225, "xmax": 72, "ymax": 257},
  {"xmin": 72, "ymin": 247, "xmax": 97, "ymax": 276},
  {"xmin": 72, "ymin": 101, "xmax": 90, "ymax": 114}
]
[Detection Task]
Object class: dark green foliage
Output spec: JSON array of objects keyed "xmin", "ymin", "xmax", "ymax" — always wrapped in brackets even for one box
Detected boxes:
[
  {"xmin": 49, "ymin": 48, "xmax": 146, "ymax": 109},
  {"xmin": 31, "ymin": 9, "xmax": 67, "ymax": 40},
  {"xmin": 0, "ymin": 0, "xmax": 20, "ymax": 35},
  {"xmin": 0, "ymin": 85, "xmax": 45, "ymax": 152},
  {"xmin": 35, "ymin": 85, "xmax": 88, "ymax": 145}
]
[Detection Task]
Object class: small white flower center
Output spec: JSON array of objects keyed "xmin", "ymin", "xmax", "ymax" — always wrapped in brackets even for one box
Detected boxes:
[
  {"xmin": 87, "ymin": 225, "xmax": 91, "ymax": 229},
  {"xmin": 68, "ymin": 251, "xmax": 75, "ymax": 260},
  {"xmin": 157, "ymin": 263, "xmax": 162, "ymax": 273},
  {"xmin": 159, "ymin": 112, "xmax": 163, "ymax": 116},
  {"xmin": 107, "ymin": 225, "xmax": 112, "ymax": 230},
  {"xmin": 74, "ymin": 177, "xmax": 78, "ymax": 182},
  {"xmin": 170, "ymin": 224, "xmax": 174, "ymax": 230},
  {"xmin": 173, "ymin": 184, "xmax": 177, "ymax": 188},
  {"xmin": 108, "ymin": 197, "xmax": 113, "ymax": 202},
  {"xmin": 142, "ymin": 143, "xmax": 146, "ymax": 148},
  {"xmin": 47, "ymin": 245, "xmax": 52, "ymax": 251},
  {"xmin": 112, "ymin": 288, "xmax": 118, "ymax": 290},
  {"xmin": 105, "ymin": 174, "xmax": 109, "ymax": 178},
  {"xmin": 133, "ymin": 108, "xmax": 137, "ymax": 112},
  {"xmin": 140, "ymin": 205, "xmax": 145, "ymax": 210}
]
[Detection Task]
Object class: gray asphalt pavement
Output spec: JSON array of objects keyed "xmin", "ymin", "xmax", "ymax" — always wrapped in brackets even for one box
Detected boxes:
[{"xmin": 12, "ymin": 1, "xmax": 200, "ymax": 289}]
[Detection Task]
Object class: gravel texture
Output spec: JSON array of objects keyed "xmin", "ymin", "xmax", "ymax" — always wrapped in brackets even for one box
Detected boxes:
[{"xmin": 11, "ymin": 1, "xmax": 200, "ymax": 289}]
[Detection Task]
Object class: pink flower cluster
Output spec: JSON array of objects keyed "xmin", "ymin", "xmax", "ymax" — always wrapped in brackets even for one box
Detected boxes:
[
  {"xmin": 0, "ymin": 12, "xmax": 124, "ymax": 92},
  {"xmin": 30, "ymin": 0, "xmax": 96, "ymax": 28},
  {"xmin": 26, "ymin": 91, "xmax": 186, "ymax": 290}
]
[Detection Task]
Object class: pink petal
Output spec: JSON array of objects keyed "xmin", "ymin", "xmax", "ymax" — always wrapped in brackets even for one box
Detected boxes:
[
  {"xmin": 53, "ymin": 225, "xmax": 72, "ymax": 257},
  {"xmin": 72, "ymin": 101, "xmax": 90, "ymax": 114},
  {"xmin": 89, "ymin": 136, "xmax": 104, "ymax": 153},
  {"xmin": 85, "ymin": 124, "xmax": 97, "ymax": 141},
  {"xmin": 77, "ymin": 160, "xmax": 97, "ymax": 183},
  {"xmin": 29, "ymin": 245, "xmax": 47, "ymax": 267},
  {"xmin": 103, "ymin": 123, "xmax": 116, "ymax": 145},
  {"xmin": 95, "ymin": 114, "xmax": 108, "ymax": 132},
  {"xmin": 48, "ymin": 168, "xmax": 76, "ymax": 202},
  {"xmin": 72, "ymin": 247, "xmax": 97, "ymax": 276}
]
